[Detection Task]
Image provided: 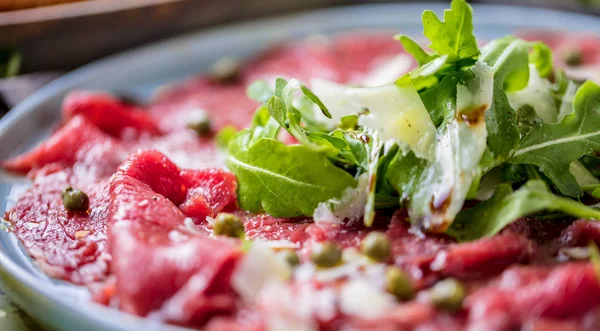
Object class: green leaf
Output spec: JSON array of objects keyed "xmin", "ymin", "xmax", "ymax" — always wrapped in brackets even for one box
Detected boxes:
[
  {"xmin": 479, "ymin": 36, "xmax": 528, "ymax": 160},
  {"xmin": 447, "ymin": 180, "xmax": 600, "ymax": 242},
  {"xmin": 588, "ymin": 242, "xmax": 600, "ymax": 281},
  {"xmin": 339, "ymin": 114, "xmax": 359, "ymax": 130},
  {"xmin": 421, "ymin": 0, "xmax": 479, "ymax": 61},
  {"xmin": 510, "ymin": 81, "xmax": 600, "ymax": 197},
  {"xmin": 215, "ymin": 125, "xmax": 238, "ymax": 149},
  {"xmin": 420, "ymin": 72, "xmax": 468, "ymax": 127},
  {"xmin": 529, "ymin": 42, "xmax": 553, "ymax": 78},
  {"xmin": 249, "ymin": 106, "xmax": 281, "ymax": 145},
  {"xmin": 247, "ymin": 80, "xmax": 273, "ymax": 103},
  {"xmin": 300, "ymin": 85, "xmax": 331, "ymax": 119},
  {"xmin": 593, "ymin": 187, "xmax": 600, "ymax": 198},
  {"xmin": 396, "ymin": 35, "xmax": 435, "ymax": 66},
  {"xmin": 226, "ymin": 130, "xmax": 357, "ymax": 217}
]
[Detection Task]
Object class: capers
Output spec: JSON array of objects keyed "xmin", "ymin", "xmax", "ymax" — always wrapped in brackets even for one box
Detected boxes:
[
  {"xmin": 385, "ymin": 267, "xmax": 414, "ymax": 301},
  {"xmin": 61, "ymin": 187, "xmax": 90, "ymax": 212},
  {"xmin": 429, "ymin": 278, "xmax": 466, "ymax": 312},
  {"xmin": 213, "ymin": 213, "xmax": 245, "ymax": 239},
  {"xmin": 210, "ymin": 57, "xmax": 241, "ymax": 83},
  {"xmin": 310, "ymin": 241, "xmax": 342, "ymax": 268},
  {"xmin": 281, "ymin": 250, "xmax": 300, "ymax": 267},
  {"xmin": 563, "ymin": 49, "xmax": 582, "ymax": 66},
  {"xmin": 187, "ymin": 116, "xmax": 212, "ymax": 137},
  {"xmin": 361, "ymin": 232, "xmax": 391, "ymax": 262}
]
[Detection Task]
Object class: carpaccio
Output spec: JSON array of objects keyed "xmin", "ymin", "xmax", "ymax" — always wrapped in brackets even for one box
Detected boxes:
[{"xmin": 3, "ymin": 32, "xmax": 600, "ymax": 331}]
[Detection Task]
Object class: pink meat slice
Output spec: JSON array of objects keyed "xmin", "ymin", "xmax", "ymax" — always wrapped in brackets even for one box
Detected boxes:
[
  {"xmin": 108, "ymin": 159, "xmax": 242, "ymax": 325},
  {"xmin": 63, "ymin": 90, "xmax": 161, "ymax": 137},
  {"xmin": 5, "ymin": 169, "xmax": 110, "ymax": 284},
  {"xmin": 465, "ymin": 263, "xmax": 600, "ymax": 329},
  {"xmin": 115, "ymin": 149, "xmax": 188, "ymax": 205},
  {"xmin": 2, "ymin": 116, "xmax": 125, "ymax": 175},
  {"xmin": 149, "ymin": 79, "xmax": 258, "ymax": 132},
  {"xmin": 179, "ymin": 168, "xmax": 238, "ymax": 219}
]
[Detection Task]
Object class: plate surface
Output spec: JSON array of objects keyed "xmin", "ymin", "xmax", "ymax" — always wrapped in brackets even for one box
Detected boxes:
[{"xmin": 0, "ymin": 3, "xmax": 599, "ymax": 331}]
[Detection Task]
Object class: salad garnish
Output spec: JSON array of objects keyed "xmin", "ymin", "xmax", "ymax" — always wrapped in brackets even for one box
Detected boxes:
[{"xmin": 223, "ymin": 0, "xmax": 600, "ymax": 239}]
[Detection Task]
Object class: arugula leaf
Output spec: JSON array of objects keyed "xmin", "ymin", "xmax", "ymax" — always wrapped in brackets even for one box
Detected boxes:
[
  {"xmin": 396, "ymin": 35, "xmax": 434, "ymax": 66},
  {"xmin": 421, "ymin": 0, "xmax": 479, "ymax": 61},
  {"xmin": 227, "ymin": 130, "xmax": 357, "ymax": 217},
  {"xmin": 216, "ymin": 125, "xmax": 238, "ymax": 149},
  {"xmin": 529, "ymin": 42, "xmax": 553, "ymax": 78},
  {"xmin": 478, "ymin": 36, "xmax": 529, "ymax": 160},
  {"xmin": 447, "ymin": 180, "xmax": 600, "ymax": 242},
  {"xmin": 588, "ymin": 242, "xmax": 600, "ymax": 281},
  {"xmin": 510, "ymin": 81, "xmax": 600, "ymax": 197},
  {"xmin": 247, "ymin": 80, "xmax": 273, "ymax": 103}
]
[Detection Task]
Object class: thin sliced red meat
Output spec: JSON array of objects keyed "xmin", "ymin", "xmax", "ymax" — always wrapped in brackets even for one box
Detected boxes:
[
  {"xmin": 346, "ymin": 302, "xmax": 463, "ymax": 331},
  {"xmin": 555, "ymin": 220, "xmax": 600, "ymax": 248},
  {"xmin": 179, "ymin": 168, "xmax": 237, "ymax": 219},
  {"xmin": 108, "ymin": 173, "xmax": 241, "ymax": 324},
  {"xmin": 242, "ymin": 39, "xmax": 346, "ymax": 83},
  {"xmin": 6, "ymin": 169, "xmax": 110, "ymax": 284},
  {"xmin": 63, "ymin": 91, "xmax": 161, "ymax": 137},
  {"xmin": 115, "ymin": 149, "xmax": 187, "ymax": 205},
  {"xmin": 2, "ymin": 116, "xmax": 122, "ymax": 175},
  {"xmin": 466, "ymin": 263, "xmax": 600, "ymax": 329},
  {"xmin": 150, "ymin": 79, "xmax": 257, "ymax": 132},
  {"xmin": 431, "ymin": 231, "xmax": 534, "ymax": 280},
  {"xmin": 242, "ymin": 213, "xmax": 312, "ymax": 245}
]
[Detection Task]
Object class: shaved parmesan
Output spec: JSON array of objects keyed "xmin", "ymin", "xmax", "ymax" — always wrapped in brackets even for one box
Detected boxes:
[
  {"xmin": 508, "ymin": 65, "xmax": 558, "ymax": 123},
  {"xmin": 311, "ymin": 79, "xmax": 436, "ymax": 159},
  {"xmin": 339, "ymin": 280, "xmax": 396, "ymax": 318},
  {"xmin": 232, "ymin": 241, "xmax": 291, "ymax": 302},
  {"xmin": 362, "ymin": 54, "xmax": 414, "ymax": 87},
  {"xmin": 313, "ymin": 174, "xmax": 368, "ymax": 224}
]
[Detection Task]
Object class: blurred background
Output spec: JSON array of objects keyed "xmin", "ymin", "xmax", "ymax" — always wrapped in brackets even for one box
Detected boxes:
[{"xmin": 0, "ymin": 0, "xmax": 597, "ymax": 128}]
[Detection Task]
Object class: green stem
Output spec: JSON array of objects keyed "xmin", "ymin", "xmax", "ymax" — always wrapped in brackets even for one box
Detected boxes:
[
  {"xmin": 553, "ymin": 196, "xmax": 600, "ymax": 220},
  {"xmin": 583, "ymin": 184, "xmax": 600, "ymax": 192}
]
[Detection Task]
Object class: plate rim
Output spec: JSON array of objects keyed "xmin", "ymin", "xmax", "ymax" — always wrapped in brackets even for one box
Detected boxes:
[{"xmin": 0, "ymin": 3, "xmax": 600, "ymax": 330}]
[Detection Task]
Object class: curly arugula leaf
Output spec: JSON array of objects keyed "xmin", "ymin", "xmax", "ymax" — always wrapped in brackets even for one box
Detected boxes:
[
  {"xmin": 422, "ymin": 0, "xmax": 479, "ymax": 61},
  {"xmin": 509, "ymin": 81, "xmax": 600, "ymax": 197},
  {"xmin": 266, "ymin": 78, "xmax": 359, "ymax": 167},
  {"xmin": 447, "ymin": 180, "xmax": 600, "ymax": 242},
  {"xmin": 227, "ymin": 130, "xmax": 357, "ymax": 217},
  {"xmin": 396, "ymin": 35, "xmax": 435, "ymax": 66}
]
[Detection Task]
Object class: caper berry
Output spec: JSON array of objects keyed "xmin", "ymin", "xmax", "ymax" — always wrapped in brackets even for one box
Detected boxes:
[
  {"xmin": 281, "ymin": 250, "xmax": 300, "ymax": 267},
  {"xmin": 429, "ymin": 278, "xmax": 466, "ymax": 312},
  {"xmin": 385, "ymin": 267, "xmax": 414, "ymax": 301},
  {"xmin": 563, "ymin": 49, "xmax": 582, "ymax": 67},
  {"xmin": 361, "ymin": 232, "xmax": 391, "ymax": 262},
  {"xmin": 187, "ymin": 116, "xmax": 212, "ymax": 137},
  {"xmin": 311, "ymin": 241, "xmax": 342, "ymax": 268},
  {"xmin": 213, "ymin": 213, "xmax": 245, "ymax": 239},
  {"xmin": 61, "ymin": 187, "xmax": 90, "ymax": 212}
]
